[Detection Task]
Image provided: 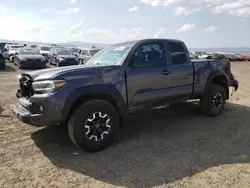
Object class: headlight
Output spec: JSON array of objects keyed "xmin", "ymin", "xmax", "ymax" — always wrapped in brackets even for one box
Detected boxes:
[
  {"xmin": 59, "ymin": 57, "xmax": 65, "ymax": 61},
  {"xmin": 32, "ymin": 80, "xmax": 67, "ymax": 93}
]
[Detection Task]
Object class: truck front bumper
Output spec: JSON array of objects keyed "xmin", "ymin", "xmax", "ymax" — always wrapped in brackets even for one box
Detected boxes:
[
  {"xmin": 12, "ymin": 93, "xmax": 67, "ymax": 127},
  {"xmin": 12, "ymin": 103, "xmax": 45, "ymax": 127}
]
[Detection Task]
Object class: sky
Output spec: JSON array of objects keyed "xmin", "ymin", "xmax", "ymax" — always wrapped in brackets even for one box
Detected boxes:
[{"xmin": 0, "ymin": 0, "xmax": 250, "ymax": 48}]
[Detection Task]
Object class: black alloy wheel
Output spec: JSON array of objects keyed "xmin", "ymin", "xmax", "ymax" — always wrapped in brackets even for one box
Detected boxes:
[
  {"xmin": 84, "ymin": 112, "xmax": 111, "ymax": 142},
  {"xmin": 68, "ymin": 99, "xmax": 120, "ymax": 152},
  {"xmin": 201, "ymin": 84, "xmax": 226, "ymax": 117}
]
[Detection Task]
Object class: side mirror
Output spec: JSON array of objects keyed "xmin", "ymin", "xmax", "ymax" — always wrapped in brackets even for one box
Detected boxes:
[
  {"xmin": 52, "ymin": 54, "xmax": 56, "ymax": 56},
  {"xmin": 3, "ymin": 48, "xmax": 7, "ymax": 52}
]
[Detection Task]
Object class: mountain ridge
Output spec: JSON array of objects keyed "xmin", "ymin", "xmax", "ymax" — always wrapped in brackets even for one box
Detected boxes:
[{"xmin": 1, "ymin": 39, "xmax": 250, "ymax": 53}]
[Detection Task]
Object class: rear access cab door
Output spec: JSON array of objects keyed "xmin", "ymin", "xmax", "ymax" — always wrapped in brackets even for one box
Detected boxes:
[{"xmin": 163, "ymin": 41, "xmax": 194, "ymax": 101}]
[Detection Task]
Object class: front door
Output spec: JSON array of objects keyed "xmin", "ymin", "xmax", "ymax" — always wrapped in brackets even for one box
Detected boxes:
[{"xmin": 126, "ymin": 42, "xmax": 171, "ymax": 110}]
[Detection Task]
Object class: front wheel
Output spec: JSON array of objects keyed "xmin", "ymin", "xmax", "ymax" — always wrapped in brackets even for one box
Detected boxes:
[
  {"xmin": 68, "ymin": 99, "xmax": 120, "ymax": 152},
  {"xmin": 200, "ymin": 84, "xmax": 226, "ymax": 117}
]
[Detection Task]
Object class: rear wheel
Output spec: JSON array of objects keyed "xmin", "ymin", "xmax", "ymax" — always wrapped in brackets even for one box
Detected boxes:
[
  {"xmin": 200, "ymin": 84, "xmax": 226, "ymax": 117},
  {"xmin": 68, "ymin": 99, "xmax": 120, "ymax": 152}
]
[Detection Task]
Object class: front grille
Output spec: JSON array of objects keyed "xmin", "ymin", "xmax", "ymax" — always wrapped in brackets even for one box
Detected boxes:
[
  {"xmin": 18, "ymin": 74, "xmax": 34, "ymax": 98},
  {"xmin": 26, "ymin": 59, "xmax": 41, "ymax": 63},
  {"xmin": 66, "ymin": 59, "xmax": 77, "ymax": 64}
]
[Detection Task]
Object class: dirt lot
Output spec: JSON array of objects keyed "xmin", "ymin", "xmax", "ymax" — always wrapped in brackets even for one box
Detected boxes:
[{"xmin": 0, "ymin": 62, "xmax": 250, "ymax": 188}]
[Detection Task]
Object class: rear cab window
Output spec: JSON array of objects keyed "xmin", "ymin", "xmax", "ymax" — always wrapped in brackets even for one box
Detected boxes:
[{"xmin": 168, "ymin": 41, "xmax": 189, "ymax": 65}]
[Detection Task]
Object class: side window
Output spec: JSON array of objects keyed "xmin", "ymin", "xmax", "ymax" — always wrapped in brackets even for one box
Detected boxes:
[
  {"xmin": 134, "ymin": 43, "xmax": 165, "ymax": 66},
  {"xmin": 169, "ymin": 42, "xmax": 189, "ymax": 65}
]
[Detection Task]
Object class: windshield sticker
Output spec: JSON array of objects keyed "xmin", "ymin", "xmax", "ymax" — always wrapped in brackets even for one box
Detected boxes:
[{"xmin": 113, "ymin": 46, "xmax": 127, "ymax": 51}]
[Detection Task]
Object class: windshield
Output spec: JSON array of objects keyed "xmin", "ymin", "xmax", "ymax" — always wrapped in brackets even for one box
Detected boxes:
[
  {"xmin": 86, "ymin": 43, "xmax": 135, "ymax": 66},
  {"xmin": 18, "ymin": 49, "xmax": 40, "ymax": 55},
  {"xmin": 41, "ymin": 46, "xmax": 51, "ymax": 51},
  {"xmin": 57, "ymin": 49, "xmax": 72, "ymax": 55},
  {"xmin": 90, "ymin": 49, "xmax": 101, "ymax": 57},
  {"xmin": 68, "ymin": 48, "xmax": 79, "ymax": 53}
]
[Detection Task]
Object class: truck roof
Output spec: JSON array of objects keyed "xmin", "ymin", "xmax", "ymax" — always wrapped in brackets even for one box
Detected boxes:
[{"xmin": 113, "ymin": 38, "xmax": 184, "ymax": 47}]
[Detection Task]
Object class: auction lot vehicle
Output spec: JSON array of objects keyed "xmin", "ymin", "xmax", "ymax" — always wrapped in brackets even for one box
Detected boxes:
[
  {"xmin": 37, "ymin": 45, "xmax": 52, "ymax": 61},
  {"xmin": 67, "ymin": 47, "xmax": 81, "ymax": 57},
  {"xmin": 2, "ymin": 44, "xmax": 24, "ymax": 60},
  {"xmin": 78, "ymin": 47, "xmax": 102, "ymax": 64},
  {"xmin": 48, "ymin": 48, "xmax": 78, "ymax": 67},
  {"xmin": 13, "ymin": 48, "xmax": 47, "ymax": 69},
  {"xmin": 12, "ymin": 39, "xmax": 239, "ymax": 152},
  {"xmin": 0, "ymin": 53, "xmax": 5, "ymax": 69}
]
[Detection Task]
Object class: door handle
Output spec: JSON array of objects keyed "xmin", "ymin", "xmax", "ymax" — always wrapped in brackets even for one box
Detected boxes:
[{"xmin": 161, "ymin": 70, "xmax": 171, "ymax": 75}]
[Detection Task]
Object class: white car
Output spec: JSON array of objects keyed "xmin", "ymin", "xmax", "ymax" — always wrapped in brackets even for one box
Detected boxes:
[
  {"xmin": 1, "ymin": 44, "xmax": 24, "ymax": 61},
  {"xmin": 78, "ymin": 47, "xmax": 102, "ymax": 64},
  {"xmin": 37, "ymin": 45, "xmax": 52, "ymax": 61}
]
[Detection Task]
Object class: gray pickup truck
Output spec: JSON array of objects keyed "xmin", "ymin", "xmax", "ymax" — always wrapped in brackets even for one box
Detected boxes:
[{"xmin": 12, "ymin": 39, "xmax": 239, "ymax": 152}]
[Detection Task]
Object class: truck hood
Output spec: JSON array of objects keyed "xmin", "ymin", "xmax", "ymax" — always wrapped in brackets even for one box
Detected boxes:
[
  {"xmin": 22, "ymin": 65, "xmax": 105, "ymax": 81},
  {"xmin": 19, "ymin": 54, "xmax": 45, "ymax": 60}
]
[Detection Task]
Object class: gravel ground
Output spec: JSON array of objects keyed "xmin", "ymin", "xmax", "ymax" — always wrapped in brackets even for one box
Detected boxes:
[{"xmin": 0, "ymin": 62, "xmax": 250, "ymax": 188}]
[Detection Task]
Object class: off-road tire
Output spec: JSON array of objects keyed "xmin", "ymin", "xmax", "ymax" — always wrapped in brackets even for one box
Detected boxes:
[
  {"xmin": 200, "ymin": 84, "xmax": 226, "ymax": 117},
  {"xmin": 68, "ymin": 99, "xmax": 120, "ymax": 152}
]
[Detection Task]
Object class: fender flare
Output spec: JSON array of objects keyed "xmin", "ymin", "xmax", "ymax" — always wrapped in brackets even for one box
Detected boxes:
[
  {"xmin": 204, "ymin": 71, "xmax": 229, "ymax": 98},
  {"xmin": 62, "ymin": 84, "xmax": 126, "ymax": 118}
]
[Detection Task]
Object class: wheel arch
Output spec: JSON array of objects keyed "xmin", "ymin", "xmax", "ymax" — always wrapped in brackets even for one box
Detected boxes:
[
  {"xmin": 205, "ymin": 72, "xmax": 229, "ymax": 99},
  {"xmin": 62, "ymin": 85, "xmax": 126, "ymax": 122}
]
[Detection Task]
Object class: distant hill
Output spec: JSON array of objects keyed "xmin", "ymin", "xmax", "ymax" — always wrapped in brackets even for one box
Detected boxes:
[
  {"xmin": 0, "ymin": 39, "xmax": 111, "ymax": 49},
  {"xmin": 189, "ymin": 47, "xmax": 250, "ymax": 54},
  {"xmin": 1, "ymin": 39, "xmax": 250, "ymax": 53},
  {"xmin": 59, "ymin": 41, "xmax": 111, "ymax": 48}
]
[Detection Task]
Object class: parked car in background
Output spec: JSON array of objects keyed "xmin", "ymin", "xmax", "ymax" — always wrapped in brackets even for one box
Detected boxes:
[
  {"xmin": 0, "ymin": 42, "xmax": 17, "ymax": 52},
  {"xmin": 13, "ymin": 48, "xmax": 47, "ymax": 69},
  {"xmin": 1, "ymin": 44, "xmax": 24, "ymax": 60},
  {"xmin": 195, "ymin": 52, "xmax": 210, "ymax": 59},
  {"xmin": 206, "ymin": 53, "xmax": 228, "ymax": 60},
  {"xmin": 30, "ymin": 44, "xmax": 38, "ymax": 49},
  {"xmin": 0, "ymin": 53, "xmax": 5, "ymax": 69},
  {"xmin": 235, "ymin": 54, "xmax": 245, "ymax": 61},
  {"xmin": 48, "ymin": 48, "xmax": 78, "ymax": 67},
  {"xmin": 78, "ymin": 47, "xmax": 102, "ymax": 64},
  {"xmin": 37, "ymin": 45, "xmax": 52, "ymax": 61},
  {"xmin": 66, "ymin": 47, "xmax": 80, "ymax": 57},
  {"xmin": 224, "ymin": 54, "xmax": 238, "ymax": 61},
  {"xmin": 242, "ymin": 55, "xmax": 250, "ymax": 61},
  {"xmin": 190, "ymin": 54, "xmax": 199, "ymax": 59}
]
